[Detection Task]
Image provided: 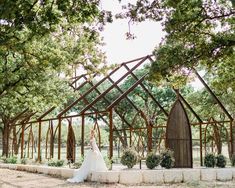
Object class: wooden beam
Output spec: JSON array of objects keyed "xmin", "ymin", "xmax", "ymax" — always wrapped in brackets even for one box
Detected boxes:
[
  {"xmin": 107, "ymin": 75, "xmax": 147, "ymax": 110},
  {"xmin": 194, "ymin": 69, "xmax": 233, "ymax": 121},
  {"xmin": 123, "ymin": 64, "xmax": 168, "ymax": 117},
  {"xmin": 57, "ymin": 64, "xmax": 122, "ymax": 117},
  {"xmin": 109, "ymin": 109, "xmax": 113, "ymax": 159},
  {"xmin": 81, "ymin": 114, "xmax": 85, "ymax": 156},
  {"xmin": 173, "ymin": 88, "xmax": 203, "ymax": 123},
  {"xmin": 10, "ymin": 109, "xmax": 29, "ymax": 124},
  {"xmin": 37, "ymin": 107, "xmax": 56, "ymax": 121},
  {"xmin": 79, "ymin": 56, "xmax": 149, "ymax": 115},
  {"xmin": 38, "ymin": 121, "xmax": 42, "ymax": 162}
]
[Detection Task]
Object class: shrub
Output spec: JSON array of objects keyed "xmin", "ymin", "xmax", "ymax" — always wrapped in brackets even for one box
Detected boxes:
[
  {"xmin": 204, "ymin": 153, "xmax": 216, "ymax": 167},
  {"xmin": 231, "ymin": 154, "xmax": 235, "ymax": 166},
  {"xmin": 5, "ymin": 156, "xmax": 17, "ymax": 164},
  {"xmin": 216, "ymin": 154, "xmax": 226, "ymax": 168},
  {"xmin": 104, "ymin": 156, "xmax": 113, "ymax": 170},
  {"xmin": 160, "ymin": 149, "xmax": 175, "ymax": 169},
  {"xmin": 20, "ymin": 158, "xmax": 27, "ymax": 165},
  {"xmin": 146, "ymin": 152, "xmax": 161, "ymax": 169},
  {"xmin": 70, "ymin": 155, "xmax": 84, "ymax": 169},
  {"xmin": 48, "ymin": 159, "xmax": 64, "ymax": 167},
  {"xmin": 56, "ymin": 159, "xmax": 64, "ymax": 167},
  {"xmin": 70, "ymin": 162, "xmax": 82, "ymax": 169},
  {"xmin": 48, "ymin": 160, "xmax": 56, "ymax": 166},
  {"xmin": 0, "ymin": 156, "xmax": 7, "ymax": 163},
  {"xmin": 121, "ymin": 148, "xmax": 138, "ymax": 169}
]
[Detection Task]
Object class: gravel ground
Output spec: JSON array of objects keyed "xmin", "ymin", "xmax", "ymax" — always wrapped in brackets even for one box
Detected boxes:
[{"xmin": 0, "ymin": 169, "xmax": 235, "ymax": 188}]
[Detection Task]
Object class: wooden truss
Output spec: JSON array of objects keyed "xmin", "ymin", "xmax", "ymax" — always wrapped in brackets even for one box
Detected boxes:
[{"xmin": 10, "ymin": 55, "xmax": 234, "ymax": 166}]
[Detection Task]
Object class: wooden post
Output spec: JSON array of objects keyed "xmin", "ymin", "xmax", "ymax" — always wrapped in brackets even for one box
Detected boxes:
[
  {"xmin": 130, "ymin": 128, "xmax": 132, "ymax": 147},
  {"xmin": 199, "ymin": 123, "xmax": 203, "ymax": 166},
  {"xmin": 230, "ymin": 120, "xmax": 233, "ymax": 155},
  {"xmin": 109, "ymin": 109, "xmax": 113, "ymax": 159},
  {"xmin": 21, "ymin": 124, "xmax": 25, "ymax": 158},
  {"xmin": 204, "ymin": 125, "xmax": 208, "ymax": 154},
  {"xmin": 38, "ymin": 121, "xmax": 42, "ymax": 162},
  {"xmin": 212, "ymin": 140, "xmax": 214, "ymax": 153},
  {"xmin": 81, "ymin": 114, "xmax": 85, "ymax": 156},
  {"xmin": 147, "ymin": 124, "xmax": 153, "ymax": 152},
  {"xmin": 232, "ymin": 115, "xmax": 235, "ymax": 156},
  {"xmin": 50, "ymin": 121, "xmax": 54, "ymax": 158},
  {"xmin": 58, "ymin": 118, "xmax": 61, "ymax": 160}
]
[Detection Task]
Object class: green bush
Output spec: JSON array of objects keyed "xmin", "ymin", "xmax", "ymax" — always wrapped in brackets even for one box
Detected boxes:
[
  {"xmin": 56, "ymin": 160, "xmax": 64, "ymax": 167},
  {"xmin": 70, "ymin": 162, "xmax": 82, "ymax": 169},
  {"xmin": 20, "ymin": 158, "xmax": 27, "ymax": 165},
  {"xmin": 146, "ymin": 152, "xmax": 161, "ymax": 169},
  {"xmin": 5, "ymin": 156, "xmax": 17, "ymax": 164},
  {"xmin": 204, "ymin": 153, "xmax": 216, "ymax": 167},
  {"xmin": 160, "ymin": 149, "xmax": 175, "ymax": 169},
  {"xmin": 104, "ymin": 156, "xmax": 113, "ymax": 170},
  {"xmin": 216, "ymin": 154, "xmax": 226, "ymax": 168},
  {"xmin": 121, "ymin": 148, "xmax": 138, "ymax": 169},
  {"xmin": 70, "ymin": 155, "xmax": 84, "ymax": 169},
  {"xmin": 231, "ymin": 154, "xmax": 235, "ymax": 166},
  {"xmin": 48, "ymin": 159, "xmax": 64, "ymax": 167},
  {"xmin": 0, "ymin": 156, "xmax": 7, "ymax": 163}
]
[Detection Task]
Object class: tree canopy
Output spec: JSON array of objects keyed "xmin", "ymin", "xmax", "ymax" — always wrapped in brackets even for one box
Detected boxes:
[
  {"xmin": 0, "ymin": 0, "xmax": 112, "ymax": 155},
  {"xmin": 0, "ymin": 0, "xmax": 110, "ymax": 121},
  {"xmin": 118, "ymin": 0, "xmax": 235, "ymax": 89}
]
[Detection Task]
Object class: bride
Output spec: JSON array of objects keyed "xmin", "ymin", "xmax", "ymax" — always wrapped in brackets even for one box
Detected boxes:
[{"xmin": 67, "ymin": 129, "xmax": 108, "ymax": 183}]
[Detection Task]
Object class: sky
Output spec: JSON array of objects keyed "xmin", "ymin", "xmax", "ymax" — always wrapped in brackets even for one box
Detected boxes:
[
  {"xmin": 99, "ymin": 0, "xmax": 204, "ymax": 89},
  {"xmin": 100, "ymin": 0, "xmax": 164, "ymax": 64}
]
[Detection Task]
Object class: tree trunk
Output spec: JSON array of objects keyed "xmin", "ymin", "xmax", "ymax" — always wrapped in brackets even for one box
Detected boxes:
[
  {"xmin": 213, "ymin": 124, "xmax": 222, "ymax": 154},
  {"xmin": 2, "ymin": 124, "xmax": 10, "ymax": 157},
  {"xmin": 12, "ymin": 127, "xmax": 18, "ymax": 155},
  {"xmin": 123, "ymin": 129, "xmax": 128, "ymax": 147}
]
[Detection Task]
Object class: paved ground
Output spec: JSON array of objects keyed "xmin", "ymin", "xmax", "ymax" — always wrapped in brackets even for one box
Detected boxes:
[{"xmin": 1, "ymin": 169, "xmax": 235, "ymax": 188}]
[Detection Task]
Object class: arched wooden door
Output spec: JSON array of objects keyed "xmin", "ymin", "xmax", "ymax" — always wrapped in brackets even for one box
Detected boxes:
[
  {"xmin": 67, "ymin": 119, "xmax": 76, "ymax": 163},
  {"xmin": 166, "ymin": 99, "xmax": 192, "ymax": 168}
]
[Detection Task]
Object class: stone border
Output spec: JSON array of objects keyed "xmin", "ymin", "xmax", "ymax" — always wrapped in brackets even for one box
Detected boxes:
[
  {"xmin": 0, "ymin": 163, "xmax": 74, "ymax": 179},
  {"xmin": 1, "ymin": 163, "xmax": 235, "ymax": 185}
]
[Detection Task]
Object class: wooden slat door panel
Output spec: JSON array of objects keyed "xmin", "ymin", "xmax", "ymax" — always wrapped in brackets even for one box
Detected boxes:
[{"xmin": 166, "ymin": 99, "xmax": 192, "ymax": 168}]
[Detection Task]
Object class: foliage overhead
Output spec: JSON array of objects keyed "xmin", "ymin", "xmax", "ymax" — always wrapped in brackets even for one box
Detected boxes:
[
  {"xmin": 0, "ymin": 0, "xmax": 111, "ymax": 124},
  {"xmin": 118, "ymin": 0, "xmax": 235, "ymax": 89}
]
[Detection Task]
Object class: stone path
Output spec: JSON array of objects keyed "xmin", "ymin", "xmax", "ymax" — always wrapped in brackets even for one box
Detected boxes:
[{"xmin": 0, "ymin": 168, "xmax": 235, "ymax": 188}]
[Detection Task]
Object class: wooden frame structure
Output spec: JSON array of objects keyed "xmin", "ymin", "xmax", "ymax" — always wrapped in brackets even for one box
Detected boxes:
[{"xmin": 5, "ymin": 55, "xmax": 234, "ymax": 168}]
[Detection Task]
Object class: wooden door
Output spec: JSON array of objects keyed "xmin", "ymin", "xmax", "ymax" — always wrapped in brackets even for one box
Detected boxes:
[{"xmin": 166, "ymin": 99, "xmax": 192, "ymax": 168}]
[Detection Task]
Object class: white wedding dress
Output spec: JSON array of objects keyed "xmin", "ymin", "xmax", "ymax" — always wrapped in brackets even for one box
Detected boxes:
[{"xmin": 67, "ymin": 137, "xmax": 108, "ymax": 183}]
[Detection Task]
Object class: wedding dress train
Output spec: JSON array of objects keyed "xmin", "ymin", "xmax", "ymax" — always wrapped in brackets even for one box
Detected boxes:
[{"xmin": 67, "ymin": 137, "xmax": 107, "ymax": 183}]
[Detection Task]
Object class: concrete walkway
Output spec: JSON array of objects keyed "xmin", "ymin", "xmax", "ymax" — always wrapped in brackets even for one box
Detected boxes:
[
  {"xmin": 0, "ymin": 168, "xmax": 130, "ymax": 188},
  {"xmin": 1, "ymin": 168, "xmax": 235, "ymax": 188}
]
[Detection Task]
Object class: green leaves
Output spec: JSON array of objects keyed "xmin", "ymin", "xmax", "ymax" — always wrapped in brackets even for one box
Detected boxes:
[
  {"xmin": 0, "ymin": 0, "xmax": 107, "ymax": 125},
  {"xmin": 120, "ymin": 0, "xmax": 235, "ymax": 89}
]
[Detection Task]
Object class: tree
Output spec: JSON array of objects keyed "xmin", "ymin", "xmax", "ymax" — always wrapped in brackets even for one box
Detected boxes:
[
  {"xmin": 0, "ymin": 0, "xmax": 110, "ymax": 156},
  {"xmin": 117, "ymin": 0, "xmax": 235, "ymax": 88}
]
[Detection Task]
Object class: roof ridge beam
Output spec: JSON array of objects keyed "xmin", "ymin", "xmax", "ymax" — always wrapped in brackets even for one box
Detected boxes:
[
  {"xmin": 78, "ymin": 56, "xmax": 149, "ymax": 115},
  {"xmin": 193, "ymin": 69, "xmax": 233, "ymax": 121},
  {"xmin": 107, "ymin": 74, "xmax": 147, "ymax": 110}
]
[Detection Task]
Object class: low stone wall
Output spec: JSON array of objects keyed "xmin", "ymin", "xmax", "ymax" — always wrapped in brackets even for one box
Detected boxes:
[
  {"xmin": 1, "ymin": 163, "xmax": 235, "ymax": 185},
  {"xmin": 0, "ymin": 163, "xmax": 74, "ymax": 179},
  {"xmin": 92, "ymin": 168, "xmax": 235, "ymax": 184}
]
